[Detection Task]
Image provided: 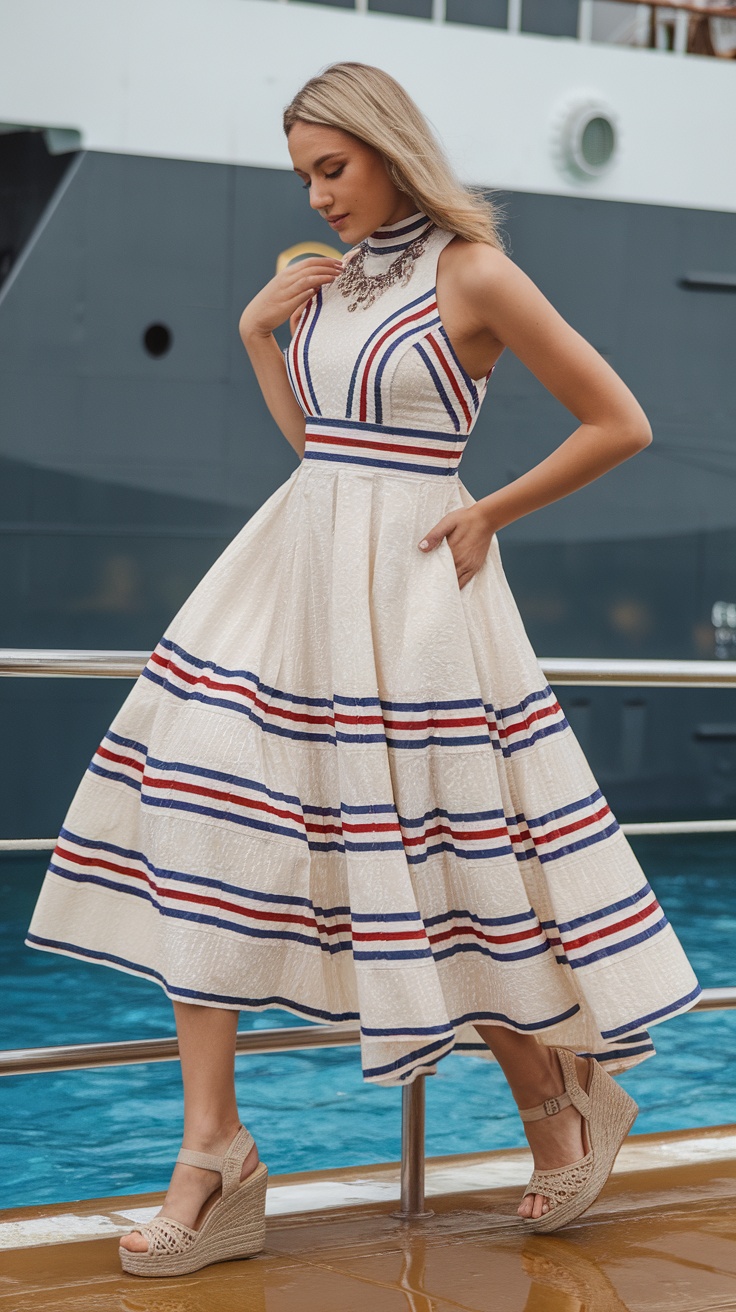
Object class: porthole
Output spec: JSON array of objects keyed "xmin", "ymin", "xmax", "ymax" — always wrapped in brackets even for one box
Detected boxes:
[
  {"xmin": 579, "ymin": 115, "xmax": 616, "ymax": 172},
  {"xmin": 143, "ymin": 323, "xmax": 173, "ymax": 358},
  {"xmin": 552, "ymin": 97, "xmax": 619, "ymax": 181}
]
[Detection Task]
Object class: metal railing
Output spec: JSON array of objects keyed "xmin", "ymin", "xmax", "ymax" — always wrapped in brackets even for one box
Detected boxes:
[
  {"xmin": 3, "ymin": 648, "xmax": 736, "ymax": 1219},
  {"xmin": 272, "ymin": 0, "xmax": 736, "ymax": 56}
]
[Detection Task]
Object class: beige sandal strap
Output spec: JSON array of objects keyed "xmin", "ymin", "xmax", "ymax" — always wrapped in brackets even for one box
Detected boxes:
[
  {"xmin": 518, "ymin": 1090, "xmax": 572, "ymax": 1122},
  {"xmin": 221, "ymin": 1126, "xmax": 255, "ymax": 1197},
  {"xmin": 175, "ymin": 1126, "xmax": 255, "ymax": 1184},
  {"xmin": 176, "ymin": 1147, "xmax": 224, "ymax": 1172}
]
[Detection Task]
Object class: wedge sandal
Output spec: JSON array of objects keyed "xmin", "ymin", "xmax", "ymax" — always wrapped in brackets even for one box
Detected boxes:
[
  {"xmin": 518, "ymin": 1046, "xmax": 638, "ymax": 1233},
  {"xmin": 119, "ymin": 1124, "xmax": 267, "ymax": 1277}
]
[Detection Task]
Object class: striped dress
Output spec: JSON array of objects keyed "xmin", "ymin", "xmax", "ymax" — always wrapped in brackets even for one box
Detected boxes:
[{"xmin": 26, "ymin": 211, "xmax": 701, "ymax": 1085}]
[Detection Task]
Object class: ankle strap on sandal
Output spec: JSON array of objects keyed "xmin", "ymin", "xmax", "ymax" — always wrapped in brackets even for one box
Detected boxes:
[
  {"xmin": 176, "ymin": 1126, "xmax": 255, "ymax": 1193},
  {"xmin": 518, "ymin": 1091, "xmax": 572, "ymax": 1123}
]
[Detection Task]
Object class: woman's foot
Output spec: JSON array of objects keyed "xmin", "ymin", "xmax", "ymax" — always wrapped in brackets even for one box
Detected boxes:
[
  {"xmin": 119, "ymin": 1121, "xmax": 260, "ymax": 1253},
  {"xmin": 516, "ymin": 1050, "xmax": 591, "ymax": 1221}
]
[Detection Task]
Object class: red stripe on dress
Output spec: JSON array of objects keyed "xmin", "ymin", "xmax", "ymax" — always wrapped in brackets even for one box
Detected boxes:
[
  {"xmin": 426, "ymin": 333, "xmax": 473, "ymax": 429},
  {"xmin": 290, "ymin": 298, "xmax": 317, "ymax": 417},
  {"xmin": 530, "ymin": 803, "xmax": 612, "ymax": 847},
  {"xmin": 401, "ymin": 821, "xmax": 509, "ymax": 848},
  {"xmin": 308, "ymin": 431, "xmax": 460, "ymax": 462},
  {"xmin": 385, "ymin": 713, "xmax": 488, "ymax": 732},
  {"xmin": 54, "ymin": 844, "xmax": 352, "ymax": 936},
  {"xmin": 563, "ymin": 899, "xmax": 661, "ymax": 953},
  {"xmin": 492, "ymin": 701, "xmax": 562, "ymax": 739},
  {"xmin": 428, "ymin": 922, "xmax": 543, "ymax": 947},
  {"xmin": 141, "ymin": 773, "xmax": 306, "ymax": 828},
  {"xmin": 358, "ymin": 301, "xmax": 438, "ymax": 422},
  {"xmin": 149, "ymin": 652, "xmax": 337, "ymax": 727}
]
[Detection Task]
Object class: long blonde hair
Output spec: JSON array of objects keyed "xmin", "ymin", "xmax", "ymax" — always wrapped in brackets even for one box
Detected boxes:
[{"xmin": 283, "ymin": 62, "xmax": 505, "ymax": 249}]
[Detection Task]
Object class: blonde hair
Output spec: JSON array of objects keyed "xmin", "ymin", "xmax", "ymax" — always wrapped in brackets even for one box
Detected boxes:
[{"xmin": 283, "ymin": 62, "xmax": 505, "ymax": 249}]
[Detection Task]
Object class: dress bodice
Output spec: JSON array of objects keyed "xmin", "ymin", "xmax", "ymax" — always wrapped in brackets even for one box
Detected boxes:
[{"xmin": 285, "ymin": 212, "xmax": 493, "ymax": 477}]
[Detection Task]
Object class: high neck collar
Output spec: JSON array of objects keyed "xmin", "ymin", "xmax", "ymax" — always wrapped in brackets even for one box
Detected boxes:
[{"xmin": 364, "ymin": 211, "xmax": 433, "ymax": 256}]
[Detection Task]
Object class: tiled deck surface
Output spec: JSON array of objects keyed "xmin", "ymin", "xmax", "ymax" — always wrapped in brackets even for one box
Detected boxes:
[{"xmin": 2, "ymin": 1126, "xmax": 736, "ymax": 1311}]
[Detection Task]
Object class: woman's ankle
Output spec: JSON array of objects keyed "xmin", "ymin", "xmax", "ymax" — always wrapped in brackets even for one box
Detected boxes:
[{"xmin": 181, "ymin": 1116, "xmax": 243, "ymax": 1154}]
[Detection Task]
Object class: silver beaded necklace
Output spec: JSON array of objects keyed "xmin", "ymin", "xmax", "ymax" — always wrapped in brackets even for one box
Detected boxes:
[{"xmin": 338, "ymin": 222, "xmax": 436, "ymax": 313}]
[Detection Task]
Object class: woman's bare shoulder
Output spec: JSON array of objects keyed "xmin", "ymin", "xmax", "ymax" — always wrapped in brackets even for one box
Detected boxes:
[{"xmin": 442, "ymin": 235, "xmax": 518, "ymax": 291}]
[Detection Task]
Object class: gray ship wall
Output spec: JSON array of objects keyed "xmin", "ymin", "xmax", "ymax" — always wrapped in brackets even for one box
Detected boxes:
[{"xmin": 1, "ymin": 136, "xmax": 735, "ymax": 835}]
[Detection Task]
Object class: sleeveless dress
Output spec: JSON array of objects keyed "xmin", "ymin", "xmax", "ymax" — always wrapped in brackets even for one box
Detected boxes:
[{"xmin": 26, "ymin": 211, "xmax": 701, "ymax": 1086}]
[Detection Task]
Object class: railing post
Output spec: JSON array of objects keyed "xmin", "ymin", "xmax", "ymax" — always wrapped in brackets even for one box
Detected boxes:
[
  {"xmin": 392, "ymin": 1075, "xmax": 433, "ymax": 1220},
  {"xmin": 507, "ymin": 0, "xmax": 522, "ymax": 34},
  {"xmin": 578, "ymin": 0, "xmax": 594, "ymax": 41},
  {"xmin": 673, "ymin": 7, "xmax": 689, "ymax": 52}
]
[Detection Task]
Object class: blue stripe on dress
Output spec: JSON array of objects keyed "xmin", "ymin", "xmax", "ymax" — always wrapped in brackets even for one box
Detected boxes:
[
  {"xmin": 302, "ymin": 287, "xmax": 323, "ymax": 416},
  {"xmin": 600, "ymin": 984, "xmax": 702, "ymax": 1036},
  {"xmin": 346, "ymin": 288, "xmax": 436, "ymax": 418},
  {"xmin": 373, "ymin": 315, "xmax": 441, "ymax": 425},
  {"xmin": 414, "ymin": 340, "xmax": 461, "ymax": 432}
]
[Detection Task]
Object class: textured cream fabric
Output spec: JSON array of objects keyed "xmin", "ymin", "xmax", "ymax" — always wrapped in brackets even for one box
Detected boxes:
[{"xmin": 26, "ymin": 213, "xmax": 700, "ymax": 1085}]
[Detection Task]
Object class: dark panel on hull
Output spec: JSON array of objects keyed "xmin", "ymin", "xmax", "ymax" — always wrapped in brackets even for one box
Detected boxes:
[
  {"xmin": 0, "ymin": 130, "xmax": 78, "ymax": 289},
  {"xmin": 1, "ymin": 146, "xmax": 735, "ymax": 836}
]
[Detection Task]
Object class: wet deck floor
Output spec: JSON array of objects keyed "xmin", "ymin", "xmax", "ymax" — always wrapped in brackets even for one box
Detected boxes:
[{"xmin": 3, "ymin": 1126, "xmax": 736, "ymax": 1311}]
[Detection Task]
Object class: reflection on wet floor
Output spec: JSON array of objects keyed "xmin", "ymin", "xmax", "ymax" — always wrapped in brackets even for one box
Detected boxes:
[{"xmin": 2, "ymin": 1136, "xmax": 736, "ymax": 1311}]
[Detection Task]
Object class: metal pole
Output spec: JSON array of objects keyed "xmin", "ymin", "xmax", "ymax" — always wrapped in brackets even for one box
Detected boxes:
[
  {"xmin": 578, "ymin": 0, "xmax": 594, "ymax": 41},
  {"xmin": 392, "ymin": 1076, "xmax": 433, "ymax": 1220},
  {"xmin": 507, "ymin": 0, "xmax": 522, "ymax": 34},
  {"xmin": 673, "ymin": 7, "xmax": 690, "ymax": 49}
]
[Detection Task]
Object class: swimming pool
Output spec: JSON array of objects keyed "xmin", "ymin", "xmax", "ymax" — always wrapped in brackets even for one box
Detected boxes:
[{"xmin": 3, "ymin": 834, "xmax": 735, "ymax": 1210}]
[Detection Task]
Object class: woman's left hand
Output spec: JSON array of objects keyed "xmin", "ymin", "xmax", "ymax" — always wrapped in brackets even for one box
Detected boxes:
[{"xmin": 418, "ymin": 504, "xmax": 496, "ymax": 590}]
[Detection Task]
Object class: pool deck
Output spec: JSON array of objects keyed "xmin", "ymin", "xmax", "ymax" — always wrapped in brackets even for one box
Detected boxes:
[{"xmin": 2, "ymin": 1124, "xmax": 736, "ymax": 1311}]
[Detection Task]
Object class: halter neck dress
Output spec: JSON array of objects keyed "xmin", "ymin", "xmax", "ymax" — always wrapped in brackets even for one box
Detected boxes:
[{"xmin": 26, "ymin": 211, "xmax": 700, "ymax": 1086}]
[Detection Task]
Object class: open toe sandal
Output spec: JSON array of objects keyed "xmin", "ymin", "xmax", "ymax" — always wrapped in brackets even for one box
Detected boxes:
[
  {"xmin": 518, "ymin": 1046, "xmax": 638, "ymax": 1233},
  {"xmin": 119, "ymin": 1124, "xmax": 268, "ymax": 1277}
]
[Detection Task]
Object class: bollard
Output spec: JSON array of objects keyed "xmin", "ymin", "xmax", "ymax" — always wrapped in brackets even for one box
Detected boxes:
[{"xmin": 392, "ymin": 1075, "xmax": 433, "ymax": 1220}]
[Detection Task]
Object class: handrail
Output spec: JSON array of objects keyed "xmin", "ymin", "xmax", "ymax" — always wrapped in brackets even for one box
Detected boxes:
[
  {"xmin": 4, "ymin": 818, "xmax": 736, "ymax": 853},
  {"xmin": 3, "ymin": 650, "xmax": 736, "ymax": 686},
  {"xmin": 0, "ymin": 1023, "xmax": 361, "ymax": 1077},
  {"xmin": 595, "ymin": 0, "xmax": 736, "ymax": 18},
  {"xmin": 2, "ymin": 990, "xmax": 734, "ymax": 1079}
]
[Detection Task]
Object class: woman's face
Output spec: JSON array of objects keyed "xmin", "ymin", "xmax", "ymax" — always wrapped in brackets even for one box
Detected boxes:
[{"xmin": 287, "ymin": 121, "xmax": 417, "ymax": 246}]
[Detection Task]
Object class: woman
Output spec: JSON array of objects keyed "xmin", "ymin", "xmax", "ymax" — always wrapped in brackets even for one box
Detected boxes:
[{"xmin": 26, "ymin": 61, "xmax": 700, "ymax": 1275}]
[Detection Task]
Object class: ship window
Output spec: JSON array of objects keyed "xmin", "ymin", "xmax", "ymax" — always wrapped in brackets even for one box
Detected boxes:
[
  {"xmin": 580, "ymin": 115, "xmax": 616, "ymax": 171},
  {"xmin": 143, "ymin": 323, "xmax": 173, "ymax": 358},
  {"xmin": 368, "ymin": 0, "xmax": 432, "ymax": 14},
  {"xmin": 446, "ymin": 0, "xmax": 508, "ymax": 27}
]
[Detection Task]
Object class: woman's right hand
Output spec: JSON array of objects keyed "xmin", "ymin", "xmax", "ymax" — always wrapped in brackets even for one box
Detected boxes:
[{"xmin": 239, "ymin": 257, "xmax": 344, "ymax": 342}]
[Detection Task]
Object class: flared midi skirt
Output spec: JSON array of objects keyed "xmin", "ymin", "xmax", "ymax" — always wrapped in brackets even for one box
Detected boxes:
[{"xmin": 26, "ymin": 458, "xmax": 701, "ymax": 1084}]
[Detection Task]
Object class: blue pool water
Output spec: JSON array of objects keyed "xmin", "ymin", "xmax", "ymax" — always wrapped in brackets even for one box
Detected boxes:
[{"xmin": 3, "ymin": 834, "xmax": 735, "ymax": 1210}]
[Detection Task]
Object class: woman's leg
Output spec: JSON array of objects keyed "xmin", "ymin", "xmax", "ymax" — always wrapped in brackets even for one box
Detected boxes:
[
  {"xmin": 475, "ymin": 1026, "xmax": 589, "ymax": 1221},
  {"xmin": 120, "ymin": 1001, "xmax": 259, "ymax": 1253}
]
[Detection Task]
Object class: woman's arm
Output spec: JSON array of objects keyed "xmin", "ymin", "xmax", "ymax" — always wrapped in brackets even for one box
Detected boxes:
[
  {"xmin": 420, "ymin": 244, "xmax": 652, "ymax": 586},
  {"xmin": 239, "ymin": 255, "xmax": 343, "ymax": 459}
]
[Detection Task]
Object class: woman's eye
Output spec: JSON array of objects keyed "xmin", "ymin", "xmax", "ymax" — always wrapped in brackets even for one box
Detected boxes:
[{"xmin": 300, "ymin": 165, "xmax": 343, "ymax": 190}]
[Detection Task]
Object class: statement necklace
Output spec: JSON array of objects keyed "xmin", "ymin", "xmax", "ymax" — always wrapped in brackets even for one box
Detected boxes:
[{"xmin": 338, "ymin": 212, "xmax": 435, "ymax": 312}]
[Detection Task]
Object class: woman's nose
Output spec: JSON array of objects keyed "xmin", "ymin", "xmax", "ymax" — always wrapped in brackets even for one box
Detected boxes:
[{"xmin": 309, "ymin": 184, "xmax": 332, "ymax": 212}]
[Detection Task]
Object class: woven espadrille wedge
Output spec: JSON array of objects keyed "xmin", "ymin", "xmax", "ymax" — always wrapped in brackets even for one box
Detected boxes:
[
  {"xmin": 119, "ymin": 1124, "xmax": 267, "ymax": 1277},
  {"xmin": 517, "ymin": 1046, "xmax": 638, "ymax": 1234}
]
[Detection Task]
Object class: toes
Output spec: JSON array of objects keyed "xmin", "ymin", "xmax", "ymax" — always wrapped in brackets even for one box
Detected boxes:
[{"xmin": 119, "ymin": 1232, "xmax": 149, "ymax": 1253}]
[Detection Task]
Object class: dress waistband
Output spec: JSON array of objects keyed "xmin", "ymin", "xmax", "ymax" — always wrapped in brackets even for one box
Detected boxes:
[{"xmin": 302, "ymin": 417, "xmax": 465, "ymax": 478}]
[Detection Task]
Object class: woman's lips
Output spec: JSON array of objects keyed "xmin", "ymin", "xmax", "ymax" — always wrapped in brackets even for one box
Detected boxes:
[{"xmin": 327, "ymin": 214, "xmax": 349, "ymax": 229}]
